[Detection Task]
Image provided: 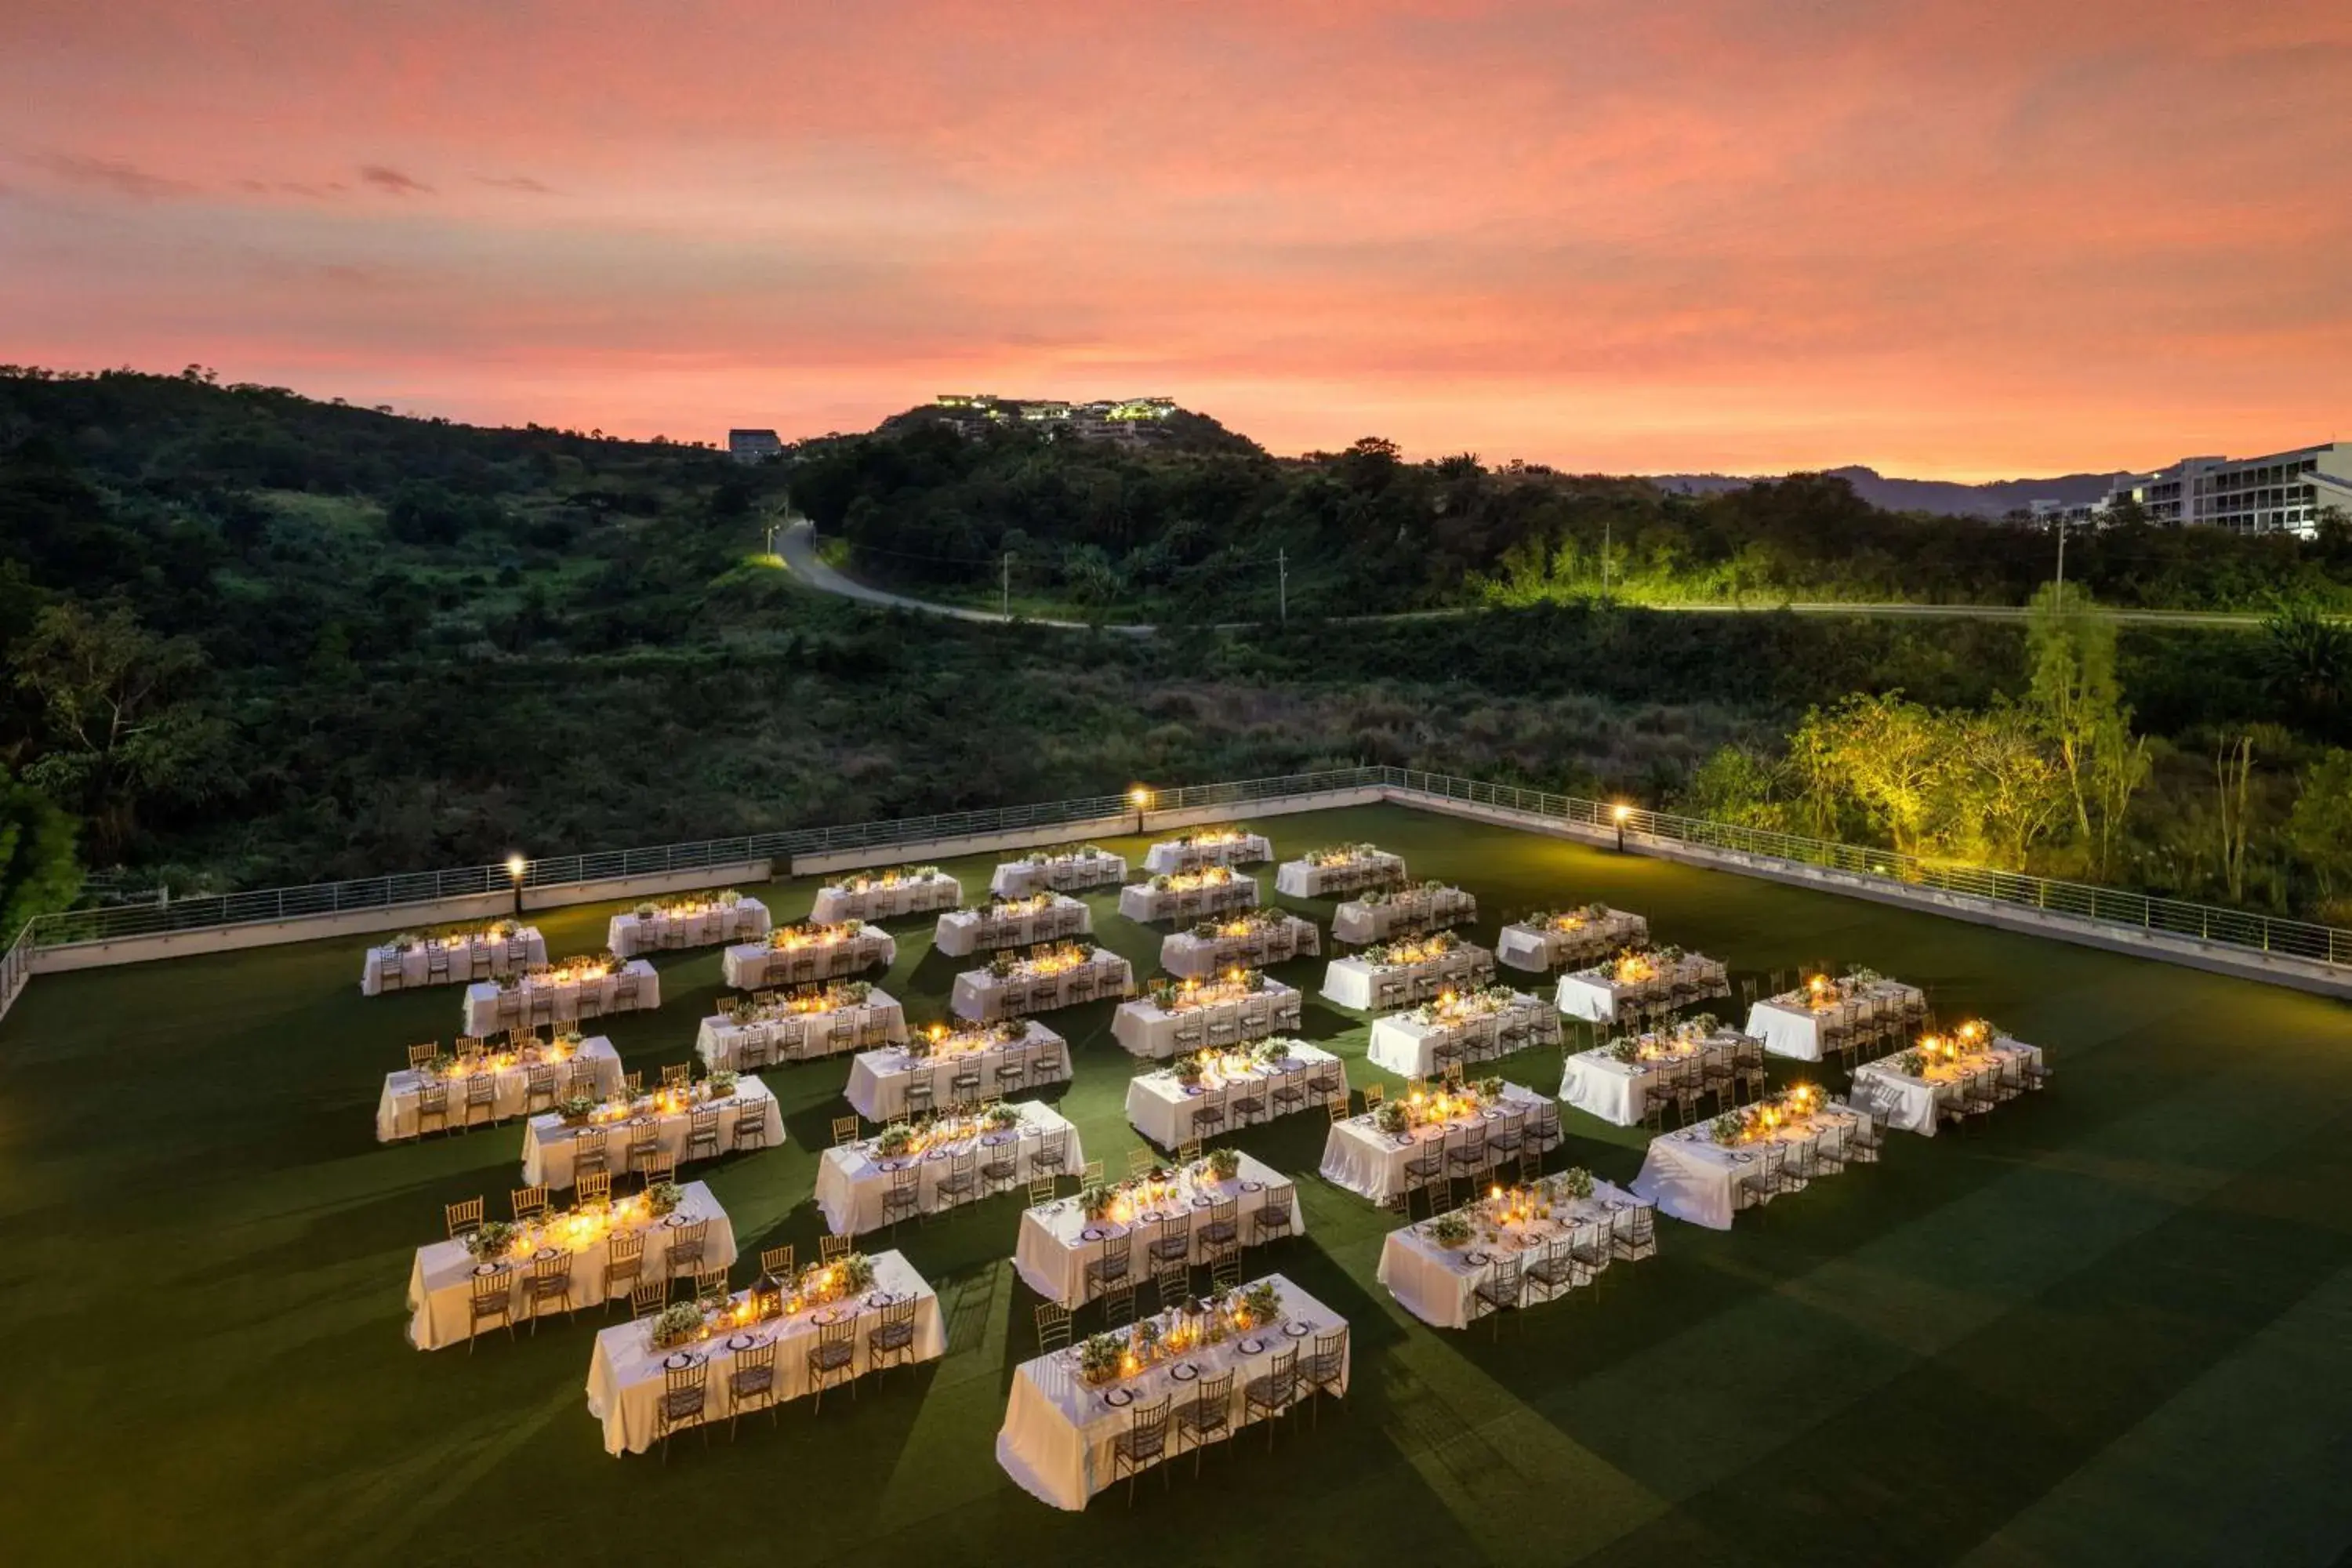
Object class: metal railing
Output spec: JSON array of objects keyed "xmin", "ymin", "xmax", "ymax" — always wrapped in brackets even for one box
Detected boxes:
[{"xmin": 1, "ymin": 763, "xmax": 2342, "ymax": 1025}]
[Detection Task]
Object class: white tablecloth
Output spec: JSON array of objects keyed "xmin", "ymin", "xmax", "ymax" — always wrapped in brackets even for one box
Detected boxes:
[
  {"xmin": 720, "ymin": 927, "xmax": 897, "ymax": 991},
  {"xmin": 1553, "ymin": 954, "xmax": 1726, "ymax": 1024},
  {"xmin": 949, "ymin": 950, "xmax": 1134, "ymax": 1022},
  {"xmin": 1317, "ymin": 1083, "xmax": 1555, "ymax": 1203},
  {"xmin": 376, "ymin": 1038, "xmax": 623, "ymax": 1142},
  {"xmin": 464, "ymin": 960, "xmax": 660, "ymax": 1036},
  {"xmin": 1375, "ymin": 1181, "xmax": 1642, "ymax": 1328},
  {"xmin": 1494, "ymin": 909, "xmax": 1649, "ymax": 973},
  {"xmin": 1159, "ymin": 916, "xmax": 1321, "ymax": 978},
  {"xmin": 694, "ymin": 992, "xmax": 908, "ymax": 1070},
  {"xmin": 1116, "ymin": 876, "xmax": 1259, "ymax": 925},
  {"xmin": 363, "ymin": 928, "xmax": 545, "ymax": 995},
  {"xmin": 1745, "ymin": 980, "xmax": 1926, "ymax": 1061},
  {"xmin": 1630, "ymin": 1106, "xmax": 1866, "ymax": 1229},
  {"xmin": 520, "ymin": 1077, "xmax": 785, "ymax": 1189},
  {"xmin": 1109, "ymin": 981, "xmax": 1301, "ymax": 1058},
  {"xmin": 934, "ymin": 895, "xmax": 1091, "ymax": 957},
  {"xmin": 584, "ymin": 1250, "xmax": 943, "ymax": 1454},
  {"xmin": 991, "ymin": 853, "xmax": 1128, "ymax": 898},
  {"xmin": 1012, "ymin": 1153, "xmax": 1305, "ymax": 1307},
  {"xmin": 844, "ymin": 1022, "xmax": 1072, "ymax": 1122},
  {"xmin": 1125, "ymin": 1044, "xmax": 1345, "ymax": 1149},
  {"xmin": 811, "ymin": 873, "xmax": 962, "ymax": 924},
  {"xmin": 1850, "ymin": 1036, "xmax": 2042, "ymax": 1134},
  {"xmin": 1142, "ymin": 833, "xmax": 1272, "ymax": 874},
  {"xmin": 1320, "ymin": 944, "xmax": 1490, "ymax": 1011},
  {"xmin": 1557, "ymin": 1029, "xmax": 1747, "ymax": 1126},
  {"xmin": 815, "ymin": 1101, "xmax": 1083, "ymax": 1236},
  {"xmin": 1273, "ymin": 852, "xmax": 1407, "ymax": 899},
  {"xmin": 607, "ymin": 898, "xmax": 770, "ymax": 957},
  {"xmin": 1330, "ymin": 886, "xmax": 1476, "ymax": 946},
  {"xmin": 1365, "ymin": 993, "xmax": 1554, "ymax": 1078},
  {"xmin": 405, "ymin": 1181, "xmax": 735, "ymax": 1351},
  {"xmin": 996, "ymin": 1272, "xmax": 1348, "ymax": 1510}
]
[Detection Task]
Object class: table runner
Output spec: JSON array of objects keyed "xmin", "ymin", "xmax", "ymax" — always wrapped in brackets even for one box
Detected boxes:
[
  {"xmin": 520, "ymin": 1076, "xmax": 785, "ymax": 1189},
  {"xmin": 606, "ymin": 898, "xmax": 770, "ymax": 957},
  {"xmin": 463, "ymin": 960, "xmax": 659, "ymax": 1036}
]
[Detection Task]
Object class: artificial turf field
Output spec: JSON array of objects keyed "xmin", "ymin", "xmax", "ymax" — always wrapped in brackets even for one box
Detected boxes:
[{"xmin": 4, "ymin": 802, "xmax": 2349, "ymax": 1567}]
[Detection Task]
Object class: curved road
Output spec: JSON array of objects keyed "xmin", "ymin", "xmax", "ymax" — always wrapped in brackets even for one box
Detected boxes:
[{"xmin": 775, "ymin": 521, "xmax": 2270, "ymax": 632}]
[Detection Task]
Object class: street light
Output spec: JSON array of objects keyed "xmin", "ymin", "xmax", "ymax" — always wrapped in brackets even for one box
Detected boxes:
[
  {"xmin": 505, "ymin": 853, "xmax": 528, "ymax": 916},
  {"xmin": 1611, "ymin": 802, "xmax": 1632, "ymax": 854},
  {"xmin": 1129, "ymin": 786, "xmax": 1153, "ymax": 836}
]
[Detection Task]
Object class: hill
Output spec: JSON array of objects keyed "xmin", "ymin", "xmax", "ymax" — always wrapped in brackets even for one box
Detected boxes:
[{"xmin": 1651, "ymin": 465, "xmax": 2130, "ymax": 517}]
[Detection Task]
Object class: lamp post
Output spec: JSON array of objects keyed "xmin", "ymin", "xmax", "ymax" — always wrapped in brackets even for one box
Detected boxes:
[
  {"xmin": 1129, "ymin": 786, "xmax": 1153, "ymax": 837},
  {"xmin": 506, "ymin": 854, "xmax": 528, "ymax": 917},
  {"xmin": 1611, "ymin": 802, "xmax": 1632, "ymax": 854}
]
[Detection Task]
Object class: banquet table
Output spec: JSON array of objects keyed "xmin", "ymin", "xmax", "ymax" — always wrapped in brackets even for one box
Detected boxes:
[
  {"xmin": 376, "ymin": 1037, "xmax": 623, "ymax": 1142},
  {"xmin": 1109, "ymin": 979, "xmax": 1301, "ymax": 1059},
  {"xmin": 1159, "ymin": 914, "xmax": 1321, "ymax": 978},
  {"xmin": 463, "ymin": 960, "xmax": 660, "ymax": 1036},
  {"xmin": 720, "ymin": 925, "xmax": 897, "ymax": 990},
  {"xmin": 1330, "ymin": 885, "xmax": 1476, "ymax": 946},
  {"xmin": 520, "ymin": 1077, "xmax": 786, "ymax": 1189},
  {"xmin": 695, "ymin": 990, "xmax": 908, "ymax": 1071},
  {"xmin": 1317, "ymin": 1083, "xmax": 1556, "ymax": 1204},
  {"xmin": 1375, "ymin": 1181, "xmax": 1645, "ymax": 1329},
  {"xmin": 1558, "ymin": 1028, "xmax": 1748, "ymax": 1127},
  {"xmin": 363, "ymin": 927, "xmax": 544, "ymax": 995},
  {"xmin": 606, "ymin": 898, "xmax": 770, "ymax": 958},
  {"xmin": 1495, "ymin": 909, "xmax": 1650, "ymax": 974},
  {"xmin": 1365, "ymin": 991, "xmax": 1556, "ymax": 1079},
  {"xmin": 844, "ymin": 1021, "xmax": 1073, "ymax": 1123},
  {"xmin": 1553, "ymin": 953, "xmax": 1729, "ymax": 1024},
  {"xmin": 1745, "ymin": 978, "xmax": 1926, "ymax": 1061},
  {"xmin": 991, "ymin": 851, "xmax": 1128, "ymax": 898},
  {"xmin": 811, "ymin": 872, "xmax": 962, "ymax": 924},
  {"xmin": 949, "ymin": 949, "xmax": 1135, "ymax": 1022},
  {"xmin": 1850, "ymin": 1036, "xmax": 2043, "ymax": 1134},
  {"xmin": 996, "ymin": 1272, "xmax": 1348, "ymax": 1510},
  {"xmin": 817, "ymin": 1100, "xmax": 1083, "ymax": 1236},
  {"xmin": 1630, "ymin": 1102, "xmax": 1867, "ymax": 1229},
  {"xmin": 1273, "ymin": 851, "xmax": 1407, "ymax": 899},
  {"xmin": 1115, "ymin": 873, "xmax": 1259, "ymax": 925},
  {"xmin": 1125, "ymin": 1044, "xmax": 1345, "ymax": 1150},
  {"xmin": 584, "ymin": 1250, "xmax": 944, "ymax": 1455},
  {"xmin": 934, "ymin": 895, "xmax": 1091, "ymax": 957},
  {"xmin": 405, "ymin": 1181, "xmax": 736, "ymax": 1351},
  {"xmin": 1142, "ymin": 833, "xmax": 1272, "ymax": 874},
  {"xmin": 1319, "ymin": 942, "xmax": 1491, "ymax": 1012},
  {"xmin": 1012, "ymin": 1153, "xmax": 1305, "ymax": 1307}
]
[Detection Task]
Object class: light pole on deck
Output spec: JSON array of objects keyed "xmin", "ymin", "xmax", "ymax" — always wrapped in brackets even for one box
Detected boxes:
[
  {"xmin": 506, "ymin": 854, "xmax": 528, "ymax": 917},
  {"xmin": 1612, "ymin": 802, "xmax": 1632, "ymax": 854},
  {"xmin": 1130, "ymin": 786, "xmax": 1153, "ymax": 837}
]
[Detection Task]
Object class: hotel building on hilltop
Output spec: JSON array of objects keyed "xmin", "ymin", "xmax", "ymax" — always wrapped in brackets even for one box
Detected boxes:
[{"xmin": 2047, "ymin": 441, "xmax": 2352, "ymax": 537}]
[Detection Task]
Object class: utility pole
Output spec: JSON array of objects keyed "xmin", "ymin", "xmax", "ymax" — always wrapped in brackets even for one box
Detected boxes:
[
  {"xmin": 1277, "ymin": 549, "xmax": 1288, "ymax": 625},
  {"xmin": 1602, "ymin": 520, "xmax": 1612, "ymax": 601},
  {"xmin": 1000, "ymin": 554, "xmax": 1011, "ymax": 618},
  {"xmin": 2053, "ymin": 517, "xmax": 2067, "ymax": 610}
]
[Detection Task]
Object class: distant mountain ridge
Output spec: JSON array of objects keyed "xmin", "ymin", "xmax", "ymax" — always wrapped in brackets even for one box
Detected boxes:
[{"xmin": 1651, "ymin": 465, "xmax": 2132, "ymax": 518}]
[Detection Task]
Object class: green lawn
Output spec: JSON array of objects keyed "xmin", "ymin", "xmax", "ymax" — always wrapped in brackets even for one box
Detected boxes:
[{"xmin": 5, "ymin": 804, "xmax": 2349, "ymax": 1566}]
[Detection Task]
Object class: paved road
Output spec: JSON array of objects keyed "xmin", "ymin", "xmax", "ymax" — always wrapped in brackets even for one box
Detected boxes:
[{"xmin": 775, "ymin": 521, "xmax": 2270, "ymax": 632}]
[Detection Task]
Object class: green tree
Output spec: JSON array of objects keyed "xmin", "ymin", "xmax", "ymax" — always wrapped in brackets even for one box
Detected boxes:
[
  {"xmin": 1679, "ymin": 744, "xmax": 1784, "ymax": 829},
  {"xmin": 2259, "ymin": 597, "xmax": 2350, "ymax": 735},
  {"xmin": 2284, "ymin": 749, "xmax": 2352, "ymax": 916},
  {"xmin": 0, "ymin": 769, "xmax": 80, "ymax": 933},
  {"xmin": 1797, "ymin": 692, "xmax": 1949, "ymax": 855}
]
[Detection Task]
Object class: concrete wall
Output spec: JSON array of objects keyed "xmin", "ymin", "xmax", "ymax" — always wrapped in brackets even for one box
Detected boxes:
[{"xmin": 1388, "ymin": 789, "xmax": 2352, "ymax": 1001}]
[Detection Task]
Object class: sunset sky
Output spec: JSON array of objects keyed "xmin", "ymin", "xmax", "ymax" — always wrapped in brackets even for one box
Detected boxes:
[{"xmin": 4, "ymin": 0, "xmax": 2347, "ymax": 477}]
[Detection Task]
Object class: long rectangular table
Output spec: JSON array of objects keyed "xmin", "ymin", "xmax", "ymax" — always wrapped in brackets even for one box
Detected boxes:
[
  {"xmin": 1495, "ymin": 908, "xmax": 1649, "ymax": 973},
  {"xmin": 364, "ymin": 927, "xmax": 544, "ymax": 995},
  {"xmin": 1142, "ymin": 832, "xmax": 1272, "ymax": 874},
  {"xmin": 1330, "ymin": 885, "xmax": 1476, "ymax": 946},
  {"xmin": 606, "ymin": 898, "xmax": 770, "ymax": 957},
  {"xmin": 1558, "ymin": 1026, "xmax": 1748, "ymax": 1127},
  {"xmin": 405, "ymin": 1181, "xmax": 736, "ymax": 1350},
  {"xmin": 520, "ymin": 1077, "xmax": 785, "ymax": 1189},
  {"xmin": 811, "ymin": 871, "xmax": 962, "ymax": 924},
  {"xmin": 1630, "ymin": 1101, "xmax": 1867, "ymax": 1229},
  {"xmin": 1159, "ymin": 914, "xmax": 1321, "ymax": 978},
  {"xmin": 1115, "ymin": 873, "xmax": 1258, "ymax": 925},
  {"xmin": 991, "ymin": 851, "xmax": 1128, "ymax": 898},
  {"xmin": 694, "ymin": 989, "xmax": 908, "ymax": 1071},
  {"xmin": 1745, "ymin": 978, "xmax": 1926, "ymax": 1061},
  {"xmin": 1376, "ymin": 1180, "xmax": 1646, "ymax": 1329},
  {"xmin": 376, "ymin": 1036, "xmax": 623, "ymax": 1142},
  {"xmin": 1366, "ymin": 990, "xmax": 1557, "ymax": 1078},
  {"xmin": 1554, "ymin": 953, "xmax": 1728, "ymax": 1024},
  {"xmin": 584, "ymin": 1250, "xmax": 944, "ymax": 1454},
  {"xmin": 844, "ymin": 1021, "xmax": 1072, "ymax": 1123},
  {"xmin": 949, "ymin": 949, "xmax": 1134, "ymax": 1022},
  {"xmin": 464, "ymin": 960, "xmax": 660, "ymax": 1036},
  {"xmin": 816, "ymin": 1100, "xmax": 1083, "ymax": 1236},
  {"xmin": 1012, "ymin": 1152, "xmax": 1305, "ymax": 1307},
  {"xmin": 1320, "ymin": 942, "xmax": 1491, "ymax": 1012},
  {"xmin": 1125, "ymin": 1043, "xmax": 1345, "ymax": 1150},
  {"xmin": 1850, "ymin": 1035, "xmax": 2042, "ymax": 1134},
  {"xmin": 996, "ymin": 1272, "xmax": 1348, "ymax": 1510},
  {"xmin": 1109, "ymin": 978, "xmax": 1301, "ymax": 1058},
  {"xmin": 720, "ymin": 925, "xmax": 896, "ymax": 990},
  {"xmin": 934, "ymin": 895, "xmax": 1091, "ymax": 957},
  {"xmin": 1317, "ymin": 1083, "xmax": 1555, "ymax": 1204},
  {"xmin": 1273, "ymin": 851, "xmax": 1406, "ymax": 899}
]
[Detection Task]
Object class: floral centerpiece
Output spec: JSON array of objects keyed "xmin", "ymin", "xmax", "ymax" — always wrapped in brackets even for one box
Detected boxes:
[
  {"xmin": 648, "ymin": 1301, "xmax": 706, "ymax": 1349},
  {"xmin": 647, "ymin": 1180, "xmax": 684, "ymax": 1217},
  {"xmin": 462, "ymin": 1219, "xmax": 519, "ymax": 1259},
  {"xmin": 768, "ymin": 920, "xmax": 860, "ymax": 953},
  {"xmin": 706, "ymin": 1068, "xmax": 739, "ymax": 1098},
  {"xmin": 1711, "ymin": 1083, "xmax": 1824, "ymax": 1145},
  {"xmin": 556, "ymin": 1093, "xmax": 600, "ymax": 1126},
  {"xmin": 1078, "ymin": 1331, "xmax": 1127, "ymax": 1384},
  {"xmin": 1203, "ymin": 1146, "xmax": 1242, "ymax": 1181},
  {"xmin": 1374, "ymin": 1099, "xmax": 1412, "ymax": 1136},
  {"xmin": 984, "ymin": 1102, "xmax": 1022, "ymax": 1131},
  {"xmin": 1304, "ymin": 841, "xmax": 1383, "ymax": 867},
  {"xmin": 1428, "ymin": 1210, "xmax": 1473, "ymax": 1247},
  {"xmin": 1236, "ymin": 1279, "xmax": 1283, "ymax": 1330}
]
